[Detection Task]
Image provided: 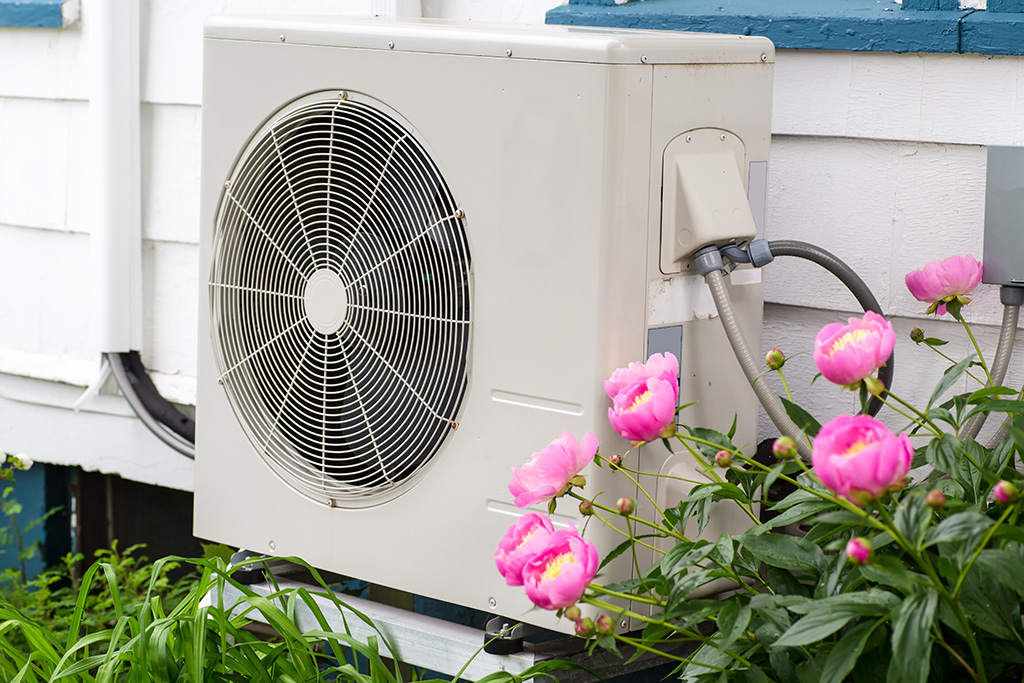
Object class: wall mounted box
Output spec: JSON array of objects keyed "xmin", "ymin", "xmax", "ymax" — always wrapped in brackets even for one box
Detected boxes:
[{"xmin": 985, "ymin": 147, "xmax": 1024, "ymax": 289}]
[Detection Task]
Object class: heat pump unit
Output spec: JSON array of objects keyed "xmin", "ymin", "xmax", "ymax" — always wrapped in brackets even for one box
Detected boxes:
[{"xmin": 195, "ymin": 16, "xmax": 773, "ymax": 633}]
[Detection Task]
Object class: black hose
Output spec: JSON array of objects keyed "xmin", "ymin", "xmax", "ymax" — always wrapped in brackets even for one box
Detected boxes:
[
  {"xmin": 767, "ymin": 240, "xmax": 894, "ymax": 417},
  {"xmin": 106, "ymin": 351, "xmax": 196, "ymax": 458}
]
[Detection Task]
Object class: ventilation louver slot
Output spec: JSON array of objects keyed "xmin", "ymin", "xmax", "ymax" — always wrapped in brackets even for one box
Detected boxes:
[{"xmin": 210, "ymin": 92, "xmax": 471, "ymax": 506}]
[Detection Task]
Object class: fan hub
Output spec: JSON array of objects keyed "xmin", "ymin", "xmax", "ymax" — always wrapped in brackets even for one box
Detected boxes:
[{"xmin": 304, "ymin": 269, "xmax": 348, "ymax": 334}]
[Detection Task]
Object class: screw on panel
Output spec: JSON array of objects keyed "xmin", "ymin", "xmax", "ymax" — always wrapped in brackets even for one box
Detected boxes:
[
  {"xmin": 269, "ymin": 541, "xmax": 277, "ymax": 552},
  {"xmin": 761, "ymin": 52, "xmax": 768, "ymax": 62},
  {"xmin": 488, "ymin": 597, "xmax": 497, "ymax": 608},
  {"xmin": 685, "ymin": 135, "xmax": 693, "ymax": 143},
  {"xmin": 640, "ymin": 54, "xmax": 649, "ymax": 63},
  {"xmin": 505, "ymin": 48, "xmax": 513, "ymax": 57},
  {"xmin": 620, "ymin": 619, "xmax": 628, "ymax": 629},
  {"xmin": 388, "ymin": 41, "xmax": 395, "ymax": 49},
  {"xmin": 224, "ymin": 180, "xmax": 232, "ymax": 188},
  {"xmin": 455, "ymin": 208, "xmax": 465, "ymax": 219},
  {"xmin": 279, "ymin": 34, "xmax": 286, "ymax": 42},
  {"xmin": 451, "ymin": 421, "xmax": 459, "ymax": 430},
  {"xmin": 720, "ymin": 134, "xmax": 727, "ymax": 141},
  {"xmin": 328, "ymin": 498, "xmax": 337, "ymax": 508},
  {"xmin": 339, "ymin": 91, "xmax": 348, "ymax": 101}
]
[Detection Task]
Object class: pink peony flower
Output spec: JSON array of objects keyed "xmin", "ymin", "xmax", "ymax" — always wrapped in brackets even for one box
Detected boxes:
[
  {"xmin": 905, "ymin": 255, "xmax": 983, "ymax": 315},
  {"xmin": 509, "ymin": 431, "xmax": 598, "ymax": 508},
  {"xmin": 494, "ymin": 513, "xmax": 555, "ymax": 586},
  {"xmin": 845, "ymin": 537, "xmax": 873, "ymax": 565},
  {"xmin": 813, "ymin": 311, "xmax": 895, "ymax": 387},
  {"xmin": 812, "ymin": 415, "xmax": 913, "ymax": 506},
  {"xmin": 522, "ymin": 527, "xmax": 599, "ymax": 610},
  {"xmin": 604, "ymin": 353, "xmax": 679, "ymax": 400},
  {"xmin": 607, "ymin": 378, "xmax": 678, "ymax": 443}
]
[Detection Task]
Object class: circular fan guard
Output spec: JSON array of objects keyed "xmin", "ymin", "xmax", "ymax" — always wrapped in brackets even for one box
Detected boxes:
[{"xmin": 210, "ymin": 91, "xmax": 471, "ymax": 506}]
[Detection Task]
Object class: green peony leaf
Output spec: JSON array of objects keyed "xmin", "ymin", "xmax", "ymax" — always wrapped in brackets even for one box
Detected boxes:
[
  {"xmin": 740, "ymin": 533, "xmax": 826, "ymax": 574},
  {"xmin": 779, "ymin": 397, "xmax": 822, "ymax": 438},
  {"xmin": 819, "ymin": 619, "xmax": 883, "ymax": 683},
  {"xmin": 926, "ymin": 354, "xmax": 976, "ymax": 412},
  {"xmin": 888, "ymin": 590, "xmax": 938, "ymax": 683},
  {"xmin": 923, "ymin": 510, "xmax": 992, "ymax": 549}
]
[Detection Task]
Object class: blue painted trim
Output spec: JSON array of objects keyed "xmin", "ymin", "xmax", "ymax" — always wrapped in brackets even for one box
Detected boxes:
[
  {"xmin": 962, "ymin": 11, "xmax": 1024, "ymax": 54},
  {"xmin": 902, "ymin": 0, "xmax": 959, "ymax": 11},
  {"xmin": 548, "ymin": 0, "xmax": 963, "ymax": 53},
  {"xmin": 988, "ymin": 0, "xmax": 1024, "ymax": 12},
  {"xmin": 547, "ymin": 1, "xmax": 1024, "ymax": 56},
  {"xmin": 0, "ymin": 0, "xmax": 65, "ymax": 28}
]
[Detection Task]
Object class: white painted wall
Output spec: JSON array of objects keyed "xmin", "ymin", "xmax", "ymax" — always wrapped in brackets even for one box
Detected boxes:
[{"xmin": 0, "ymin": 0, "xmax": 1017, "ymax": 489}]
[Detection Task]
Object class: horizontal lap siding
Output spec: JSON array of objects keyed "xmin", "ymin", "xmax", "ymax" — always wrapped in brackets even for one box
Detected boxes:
[
  {"xmin": 760, "ymin": 49, "xmax": 1020, "ymax": 439},
  {"xmin": 1, "ymin": 3, "xmax": 1019, "ymax": 482}
]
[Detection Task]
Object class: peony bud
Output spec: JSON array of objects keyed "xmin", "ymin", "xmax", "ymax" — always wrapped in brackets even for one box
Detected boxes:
[
  {"xmin": 564, "ymin": 605, "xmax": 581, "ymax": 623},
  {"xmin": 607, "ymin": 454, "xmax": 623, "ymax": 470},
  {"xmin": 575, "ymin": 617, "xmax": 595, "ymax": 638},
  {"xmin": 578, "ymin": 500, "xmax": 594, "ymax": 516},
  {"xmin": 863, "ymin": 376, "xmax": 885, "ymax": 397},
  {"xmin": 925, "ymin": 490, "xmax": 946, "ymax": 509},
  {"xmin": 616, "ymin": 497, "xmax": 635, "ymax": 515},
  {"xmin": 596, "ymin": 614, "xmax": 615, "ymax": 635},
  {"xmin": 845, "ymin": 537, "xmax": 873, "ymax": 566},
  {"xmin": 715, "ymin": 450, "xmax": 733, "ymax": 468},
  {"xmin": 994, "ymin": 480, "xmax": 1019, "ymax": 505},
  {"xmin": 773, "ymin": 436, "xmax": 798, "ymax": 461},
  {"xmin": 765, "ymin": 348, "xmax": 786, "ymax": 371},
  {"xmin": 910, "ymin": 328, "xmax": 925, "ymax": 344}
]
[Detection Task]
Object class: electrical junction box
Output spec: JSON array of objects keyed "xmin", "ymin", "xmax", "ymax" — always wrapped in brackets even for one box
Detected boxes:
[
  {"xmin": 984, "ymin": 146, "xmax": 1024, "ymax": 288},
  {"xmin": 194, "ymin": 16, "xmax": 773, "ymax": 633}
]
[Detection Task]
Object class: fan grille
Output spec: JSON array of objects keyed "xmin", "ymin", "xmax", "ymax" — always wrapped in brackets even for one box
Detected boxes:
[{"xmin": 210, "ymin": 91, "xmax": 471, "ymax": 505}]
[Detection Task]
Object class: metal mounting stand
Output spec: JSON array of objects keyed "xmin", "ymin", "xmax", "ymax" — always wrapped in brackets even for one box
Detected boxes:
[{"xmin": 203, "ymin": 561, "xmax": 689, "ymax": 682}]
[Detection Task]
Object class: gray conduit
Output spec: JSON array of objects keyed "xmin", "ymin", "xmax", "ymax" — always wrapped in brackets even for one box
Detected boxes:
[
  {"xmin": 705, "ymin": 270, "xmax": 813, "ymax": 461},
  {"xmin": 962, "ymin": 304, "xmax": 1019, "ymax": 442}
]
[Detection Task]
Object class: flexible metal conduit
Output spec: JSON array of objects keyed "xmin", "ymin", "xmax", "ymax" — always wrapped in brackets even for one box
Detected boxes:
[
  {"xmin": 705, "ymin": 270, "xmax": 813, "ymax": 461},
  {"xmin": 766, "ymin": 240, "xmax": 893, "ymax": 417}
]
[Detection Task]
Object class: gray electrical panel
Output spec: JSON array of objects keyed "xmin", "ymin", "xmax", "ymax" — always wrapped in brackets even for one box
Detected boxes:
[{"xmin": 984, "ymin": 146, "xmax": 1024, "ymax": 287}]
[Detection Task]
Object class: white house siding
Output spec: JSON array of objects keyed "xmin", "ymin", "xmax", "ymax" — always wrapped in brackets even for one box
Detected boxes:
[
  {"xmin": 761, "ymin": 50, "xmax": 1024, "ymax": 441},
  {"xmin": 0, "ymin": 0, "xmax": 1017, "ymax": 489}
]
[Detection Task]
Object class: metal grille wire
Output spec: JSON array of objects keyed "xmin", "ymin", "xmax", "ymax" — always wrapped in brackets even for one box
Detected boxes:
[{"xmin": 210, "ymin": 92, "xmax": 471, "ymax": 505}]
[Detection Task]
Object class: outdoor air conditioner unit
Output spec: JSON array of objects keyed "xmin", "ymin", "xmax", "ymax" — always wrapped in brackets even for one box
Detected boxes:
[{"xmin": 194, "ymin": 16, "xmax": 773, "ymax": 634}]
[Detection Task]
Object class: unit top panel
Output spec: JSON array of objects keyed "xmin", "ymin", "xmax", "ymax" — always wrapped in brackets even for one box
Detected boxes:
[{"xmin": 205, "ymin": 15, "xmax": 774, "ymax": 65}]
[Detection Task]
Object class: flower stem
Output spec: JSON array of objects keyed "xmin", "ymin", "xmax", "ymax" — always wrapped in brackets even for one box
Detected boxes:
[
  {"xmin": 588, "ymin": 584, "xmax": 663, "ymax": 605},
  {"xmin": 953, "ymin": 504, "xmax": 1014, "ymax": 598},
  {"xmin": 599, "ymin": 454, "xmax": 667, "ymax": 520},
  {"xmin": 958, "ymin": 317, "xmax": 992, "ymax": 386},
  {"xmin": 673, "ymin": 436, "xmax": 760, "ymax": 525},
  {"xmin": 883, "ymin": 391, "xmax": 944, "ymax": 436},
  {"xmin": 583, "ymin": 596, "xmax": 753, "ymax": 667},
  {"xmin": 925, "ymin": 344, "xmax": 986, "ymax": 386},
  {"xmin": 569, "ymin": 490, "xmax": 686, "ymax": 543}
]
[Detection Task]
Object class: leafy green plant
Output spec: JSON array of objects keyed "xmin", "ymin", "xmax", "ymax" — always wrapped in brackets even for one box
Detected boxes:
[
  {"xmin": 495, "ymin": 255, "xmax": 1024, "ymax": 682},
  {"xmin": 0, "ymin": 553, "xmax": 579, "ymax": 682}
]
